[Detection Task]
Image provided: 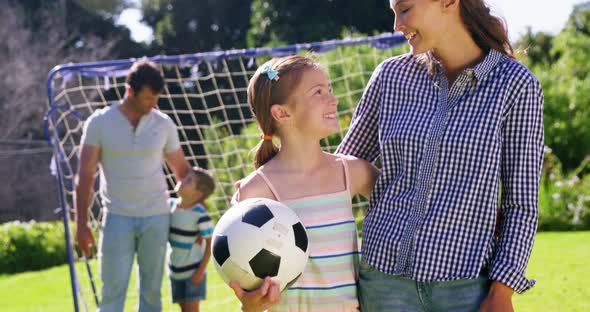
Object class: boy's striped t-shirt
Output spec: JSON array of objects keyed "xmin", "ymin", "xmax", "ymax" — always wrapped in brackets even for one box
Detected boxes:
[{"xmin": 168, "ymin": 198, "xmax": 214, "ymax": 281}]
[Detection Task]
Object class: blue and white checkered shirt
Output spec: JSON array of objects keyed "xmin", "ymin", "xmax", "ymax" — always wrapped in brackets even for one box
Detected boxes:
[{"xmin": 336, "ymin": 49, "xmax": 544, "ymax": 293}]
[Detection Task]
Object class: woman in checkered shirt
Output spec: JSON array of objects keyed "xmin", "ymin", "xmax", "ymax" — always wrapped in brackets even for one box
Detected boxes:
[{"xmin": 337, "ymin": 0, "xmax": 544, "ymax": 311}]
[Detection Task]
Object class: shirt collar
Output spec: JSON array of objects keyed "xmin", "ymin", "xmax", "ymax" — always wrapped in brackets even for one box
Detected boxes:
[
  {"xmin": 430, "ymin": 49, "xmax": 507, "ymax": 82},
  {"xmin": 471, "ymin": 49, "xmax": 506, "ymax": 81}
]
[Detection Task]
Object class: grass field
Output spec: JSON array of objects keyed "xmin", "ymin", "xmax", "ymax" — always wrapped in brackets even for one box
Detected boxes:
[{"xmin": 1, "ymin": 231, "xmax": 588, "ymax": 311}]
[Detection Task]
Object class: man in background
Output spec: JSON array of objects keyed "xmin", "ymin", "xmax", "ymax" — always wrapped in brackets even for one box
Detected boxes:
[{"xmin": 75, "ymin": 60, "xmax": 190, "ymax": 311}]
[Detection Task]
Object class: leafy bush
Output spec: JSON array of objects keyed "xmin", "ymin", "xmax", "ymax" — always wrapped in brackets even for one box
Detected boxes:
[
  {"xmin": 0, "ymin": 221, "xmax": 67, "ymax": 274},
  {"xmin": 538, "ymin": 148, "xmax": 590, "ymax": 231}
]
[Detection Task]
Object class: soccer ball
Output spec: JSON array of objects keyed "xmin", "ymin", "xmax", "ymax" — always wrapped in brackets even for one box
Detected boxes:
[{"xmin": 211, "ymin": 197, "xmax": 309, "ymax": 291}]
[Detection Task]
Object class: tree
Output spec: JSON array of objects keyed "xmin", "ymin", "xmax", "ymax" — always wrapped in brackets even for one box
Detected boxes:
[
  {"xmin": 17, "ymin": 0, "xmax": 147, "ymax": 60},
  {"xmin": 535, "ymin": 3, "xmax": 590, "ymax": 170},
  {"xmin": 66, "ymin": 0, "xmax": 149, "ymax": 59},
  {"xmin": 141, "ymin": 0, "xmax": 252, "ymax": 54},
  {"xmin": 247, "ymin": 0, "xmax": 394, "ymax": 47},
  {"xmin": 516, "ymin": 28, "xmax": 557, "ymax": 68},
  {"xmin": 0, "ymin": 1, "xmax": 119, "ymax": 140},
  {"xmin": 71, "ymin": 0, "xmax": 132, "ymax": 16},
  {"xmin": 0, "ymin": 1, "xmax": 126, "ymax": 223}
]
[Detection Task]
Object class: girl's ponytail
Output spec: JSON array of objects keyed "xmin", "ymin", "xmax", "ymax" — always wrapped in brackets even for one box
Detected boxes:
[{"xmin": 253, "ymin": 137, "xmax": 279, "ymax": 169}]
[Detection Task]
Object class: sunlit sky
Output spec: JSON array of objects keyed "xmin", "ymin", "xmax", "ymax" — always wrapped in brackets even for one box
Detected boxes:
[{"xmin": 116, "ymin": 0, "xmax": 588, "ymax": 44}]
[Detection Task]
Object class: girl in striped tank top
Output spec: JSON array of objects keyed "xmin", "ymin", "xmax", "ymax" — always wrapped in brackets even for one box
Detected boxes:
[{"xmin": 228, "ymin": 55, "xmax": 379, "ymax": 312}]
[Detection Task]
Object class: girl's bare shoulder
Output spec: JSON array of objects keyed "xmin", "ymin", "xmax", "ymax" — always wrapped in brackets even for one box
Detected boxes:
[{"xmin": 233, "ymin": 168, "xmax": 276, "ymax": 202}]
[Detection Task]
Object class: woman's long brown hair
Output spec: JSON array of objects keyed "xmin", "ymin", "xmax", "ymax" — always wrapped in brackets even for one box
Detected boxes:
[
  {"xmin": 424, "ymin": 0, "xmax": 514, "ymax": 71},
  {"xmin": 459, "ymin": 0, "xmax": 514, "ymax": 57}
]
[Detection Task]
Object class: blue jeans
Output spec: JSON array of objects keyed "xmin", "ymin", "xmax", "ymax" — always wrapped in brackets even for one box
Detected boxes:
[
  {"xmin": 98, "ymin": 212, "xmax": 170, "ymax": 312},
  {"xmin": 358, "ymin": 260, "xmax": 491, "ymax": 312},
  {"xmin": 170, "ymin": 274, "xmax": 207, "ymax": 303}
]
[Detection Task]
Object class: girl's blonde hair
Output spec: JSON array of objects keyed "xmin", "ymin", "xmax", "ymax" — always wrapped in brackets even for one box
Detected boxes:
[{"xmin": 247, "ymin": 55, "xmax": 322, "ymax": 168}]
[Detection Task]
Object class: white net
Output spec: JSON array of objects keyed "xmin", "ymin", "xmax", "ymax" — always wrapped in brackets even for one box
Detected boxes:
[{"xmin": 45, "ymin": 33, "xmax": 406, "ymax": 311}]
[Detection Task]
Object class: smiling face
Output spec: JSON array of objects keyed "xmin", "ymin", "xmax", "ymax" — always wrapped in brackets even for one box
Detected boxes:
[
  {"xmin": 390, "ymin": 0, "xmax": 450, "ymax": 55},
  {"xmin": 283, "ymin": 68, "xmax": 339, "ymax": 139}
]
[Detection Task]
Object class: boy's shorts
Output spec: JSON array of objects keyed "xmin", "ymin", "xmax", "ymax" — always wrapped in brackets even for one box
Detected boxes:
[{"xmin": 170, "ymin": 274, "xmax": 207, "ymax": 303}]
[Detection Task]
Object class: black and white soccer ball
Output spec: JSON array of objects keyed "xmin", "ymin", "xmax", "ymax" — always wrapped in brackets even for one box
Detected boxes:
[{"xmin": 212, "ymin": 197, "xmax": 309, "ymax": 291}]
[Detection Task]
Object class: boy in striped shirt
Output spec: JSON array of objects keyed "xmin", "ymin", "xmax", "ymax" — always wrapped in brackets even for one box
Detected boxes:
[{"xmin": 168, "ymin": 167, "xmax": 215, "ymax": 311}]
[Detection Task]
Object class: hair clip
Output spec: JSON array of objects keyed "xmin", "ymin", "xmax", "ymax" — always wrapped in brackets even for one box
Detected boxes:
[{"xmin": 261, "ymin": 65, "xmax": 280, "ymax": 81}]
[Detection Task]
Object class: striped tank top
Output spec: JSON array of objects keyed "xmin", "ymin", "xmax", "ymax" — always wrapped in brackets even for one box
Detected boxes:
[{"xmin": 257, "ymin": 158, "xmax": 360, "ymax": 312}]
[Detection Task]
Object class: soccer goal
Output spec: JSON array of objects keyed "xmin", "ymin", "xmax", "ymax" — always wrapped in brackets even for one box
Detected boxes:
[{"xmin": 45, "ymin": 33, "xmax": 406, "ymax": 311}]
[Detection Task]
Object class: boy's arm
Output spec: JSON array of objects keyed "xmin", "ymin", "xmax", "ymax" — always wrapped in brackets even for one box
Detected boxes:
[
  {"xmin": 191, "ymin": 236, "xmax": 211, "ymax": 285},
  {"xmin": 191, "ymin": 207, "xmax": 214, "ymax": 285},
  {"xmin": 195, "ymin": 234, "xmax": 203, "ymax": 246}
]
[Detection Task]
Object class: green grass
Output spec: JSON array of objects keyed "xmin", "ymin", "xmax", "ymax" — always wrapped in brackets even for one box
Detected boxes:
[
  {"xmin": 513, "ymin": 232, "xmax": 590, "ymax": 312},
  {"xmin": 0, "ymin": 260, "xmax": 240, "ymax": 311},
  {"xmin": 1, "ymin": 232, "xmax": 588, "ymax": 311}
]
